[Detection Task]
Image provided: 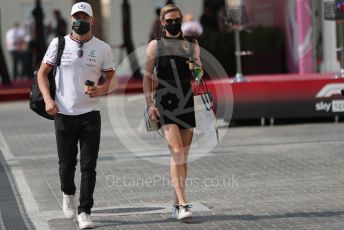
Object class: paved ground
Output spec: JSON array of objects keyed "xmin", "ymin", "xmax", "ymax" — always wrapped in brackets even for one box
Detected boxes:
[{"xmin": 0, "ymin": 95, "xmax": 344, "ymax": 230}]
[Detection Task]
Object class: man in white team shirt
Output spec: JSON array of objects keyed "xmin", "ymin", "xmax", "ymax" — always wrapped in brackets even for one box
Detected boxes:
[{"xmin": 37, "ymin": 2, "xmax": 117, "ymax": 229}]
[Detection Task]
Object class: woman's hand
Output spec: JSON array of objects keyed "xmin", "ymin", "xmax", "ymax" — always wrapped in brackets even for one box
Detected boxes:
[{"xmin": 148, "ymin": 104, "xmax": 160, "ymax": 122}]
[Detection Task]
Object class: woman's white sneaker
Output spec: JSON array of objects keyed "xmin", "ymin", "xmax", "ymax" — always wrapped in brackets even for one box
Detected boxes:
[
  {"xmin": 78, "ymin": 212, "xmax": 95, "ymax": 229},
  {"xmin": 62, "ymin": 193, "xmax": 76, "ymax": 219},
  {"xmin": 178, "ymin": 204, "xmax": 193, "ymax": 220},
  {"xmin": 172, "ymin": 205, "xmax": 180, "ymax": 219}
]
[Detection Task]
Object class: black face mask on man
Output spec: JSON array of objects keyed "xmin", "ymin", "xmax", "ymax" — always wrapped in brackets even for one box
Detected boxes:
[
  {"xmin": 72, "ymin": 20, "xmax": 90, "ymax": 35},
  {"xmin": 164, "ymin": 23, "xmax": 181, "ymax": 36}
]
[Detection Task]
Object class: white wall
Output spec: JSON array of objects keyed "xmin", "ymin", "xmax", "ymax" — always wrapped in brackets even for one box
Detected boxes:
[
  {"xmin": 0, "ymin": 0, "xmax": 72, "ymax": 78},
  {"xmin": 1, "ymin": 0, "xmax": 203, "ymax": 77},
  {"xmin": 105, "ymin": 0, "xmax": 202, "ymax": 74},
  {"xmin": 105, "ymin": 0, "xmax": 202, "ymax": 46}
]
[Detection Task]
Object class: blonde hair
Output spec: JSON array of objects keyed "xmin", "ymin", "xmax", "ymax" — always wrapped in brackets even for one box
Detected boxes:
[{"xmin": 160, "ymin": 4, "xmax": 183, "ymax": 21}]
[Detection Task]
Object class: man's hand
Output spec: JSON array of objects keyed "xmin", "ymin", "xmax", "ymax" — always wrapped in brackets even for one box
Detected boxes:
[
  {"xmin": 45, "ymin": 98, "xmax": 59, "ymax": 115},
  {"xmin": 86, "ymin": 86, "xmax": 106, "ymax": 98}
]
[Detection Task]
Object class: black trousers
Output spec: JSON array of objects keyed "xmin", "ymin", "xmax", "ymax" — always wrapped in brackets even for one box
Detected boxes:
[{"xmin": 54, "ymin": 111, "xmax": 101, "ymax": 214}]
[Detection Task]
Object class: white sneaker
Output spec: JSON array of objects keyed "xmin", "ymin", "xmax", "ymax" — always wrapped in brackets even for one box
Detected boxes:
[
  {"xmin": 78, "ymin": 212, "xmax": 95, "ymax": 229},
  {"xmin": 178, "ymin": 204, "xmax": 193, "ymax": 220},
  {"xmin": 172, "ymin": 205, "xmax": 179, "ymax": 219},
  {"xmin": 62, "ymin": 193, "xmax": 76, "ymax": 219}
]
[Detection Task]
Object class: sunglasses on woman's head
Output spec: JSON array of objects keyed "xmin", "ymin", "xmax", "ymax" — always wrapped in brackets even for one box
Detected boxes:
[
  {"xmin": 164, "ymin": 18, "xmax": 182, "ymax": 25},
  {"xmin": 77, "ymin": 41, "xmax": 84, "ymax": 58}
]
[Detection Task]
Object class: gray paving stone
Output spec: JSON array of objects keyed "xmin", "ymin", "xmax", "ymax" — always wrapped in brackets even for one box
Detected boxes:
[{"xmin": 1, "ymin": 99, "xmax": 344, "ymax": 229}]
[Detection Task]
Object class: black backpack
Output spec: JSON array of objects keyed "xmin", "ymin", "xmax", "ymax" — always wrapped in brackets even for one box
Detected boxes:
[{"xmin": 29, "ymin": 37, "xmax": 65, "ymax": 120}]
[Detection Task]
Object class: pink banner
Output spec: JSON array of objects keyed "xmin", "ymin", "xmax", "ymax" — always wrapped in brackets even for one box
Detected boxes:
[
  {"xmin": 285, "ymin": 0, "xmax": 314, "ymax": 73},
  {"xmin": 296, "ymin": 0, "xmax": 314, "ymax": 73}
]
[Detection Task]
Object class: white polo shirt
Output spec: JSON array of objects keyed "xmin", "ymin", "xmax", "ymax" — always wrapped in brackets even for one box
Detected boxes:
[{"xmin": 43, "ymin": 34, "xmax": 115, "ymax": 115}]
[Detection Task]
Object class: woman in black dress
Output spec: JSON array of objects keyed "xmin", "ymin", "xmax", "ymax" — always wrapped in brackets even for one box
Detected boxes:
[{"xmin": 143, "ymin": 4, "xmax": 202, "ymax": 220}]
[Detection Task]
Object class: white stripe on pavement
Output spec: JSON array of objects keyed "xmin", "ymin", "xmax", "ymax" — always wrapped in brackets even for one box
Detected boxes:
[
  {"xmin": 0, "ymin": 129, "xmax": 50, "ymax": 230},
  {"xmin": 0, "ymin": 209, "xmax": 6, "ymax": 230},
  {"xmin": 0, "ymin": 130, "xmax": 15, "ymax": 161}
]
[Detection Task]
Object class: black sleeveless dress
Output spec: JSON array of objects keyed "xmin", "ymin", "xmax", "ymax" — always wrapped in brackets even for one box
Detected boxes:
[{"xmin": 155, "ymin": 35, "xmax": 196, "ymax": 129}]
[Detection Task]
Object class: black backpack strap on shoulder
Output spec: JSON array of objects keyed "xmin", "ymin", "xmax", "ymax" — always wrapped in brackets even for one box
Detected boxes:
[
  {"xmin": 56, "ymin": 36, "xmax": 65, "ymax": 66},
  {"xmin": 52, "ymin": 36, "xmax": 65, "ymax": 76}
]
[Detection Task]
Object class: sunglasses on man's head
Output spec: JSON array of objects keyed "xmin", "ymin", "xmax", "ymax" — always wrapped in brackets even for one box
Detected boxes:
[
  {"xmin": 164, "ymin": 18, "xmax": 182, "ymax": 25},
  {"xmin": 77, "ymin": 41, "xmax": 84, "ymax": 58}
]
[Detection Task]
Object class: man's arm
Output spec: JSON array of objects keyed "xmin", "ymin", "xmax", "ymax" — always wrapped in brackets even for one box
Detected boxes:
[{"xmin": 37, "ymin": 63, "xmax": 59, "ymax": 115}]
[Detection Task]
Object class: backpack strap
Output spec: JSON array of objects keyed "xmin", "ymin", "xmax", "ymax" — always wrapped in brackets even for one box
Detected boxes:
[
  {"xmin": 56, "ymin": 36, "xmax": 65, "ymax": 66},
  {"xmin": 52, "ymin": 36, "xmax": 65, "ymax": 76}
]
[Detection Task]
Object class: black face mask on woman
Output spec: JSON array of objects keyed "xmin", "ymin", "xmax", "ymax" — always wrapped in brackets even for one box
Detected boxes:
[
  {"xmin": 72, "ymin": 20, "xmax": 90, "ymax": 35},
  {"xmin": 164, "ymin": 23, "xmax": 181, "ymax": 36}
]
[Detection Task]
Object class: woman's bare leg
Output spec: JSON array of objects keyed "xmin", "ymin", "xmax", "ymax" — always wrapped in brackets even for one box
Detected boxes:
[
  {"xmin": 162, "ymin": 124, "xmax": 187, "ymax": 205},
  {"xmin": 172, "ymin": 128, "xmax": 193, "ymax": 205},
  {"xmin": 180, "ymin": 128, "xmax": 193, "ymax": 189}
]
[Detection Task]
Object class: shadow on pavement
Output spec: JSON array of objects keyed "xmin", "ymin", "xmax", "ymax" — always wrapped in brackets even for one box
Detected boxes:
[{"xmin": 92, "ymin": 210, "xmax": 344, "ymax": 227}]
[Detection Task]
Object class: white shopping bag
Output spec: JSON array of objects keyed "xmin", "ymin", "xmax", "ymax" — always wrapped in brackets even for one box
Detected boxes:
[{"xmin": 193, "ymin": 93, "xmax": 219, "ymax": 153}]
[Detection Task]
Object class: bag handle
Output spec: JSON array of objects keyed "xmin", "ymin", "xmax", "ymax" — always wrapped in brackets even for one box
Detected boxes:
[
  {"xmin": 194, "ymin": 80, "xmax": 213, "ymax": 111},
  {"xmin": 193, "ymin": 78, "xmax": 210, "ymax": 95}
]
